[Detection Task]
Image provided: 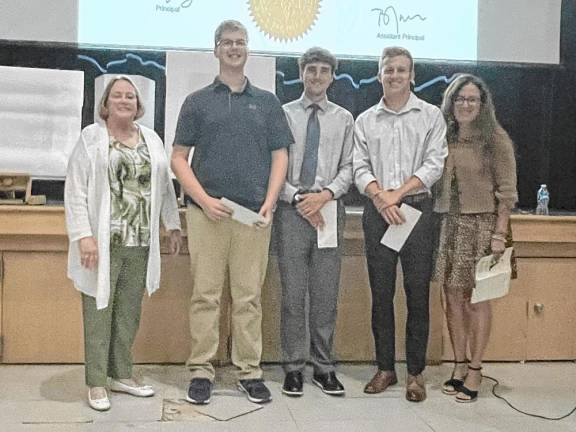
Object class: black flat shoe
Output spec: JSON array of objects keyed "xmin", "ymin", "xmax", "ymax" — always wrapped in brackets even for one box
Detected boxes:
[
  {"xmin": 282, "ymin": 371, "xmax": 303, "ymax": 397},
  {"xmin": 455, "ymin": 366, "xmax": 482, "ymax": 403},
  {"xmin": 442, "ymin": 360, "xmax": 468, "ymax": 395},
  {"xmin": 312, "ymin": 371, "xmax": 345, "ymax": 396}
]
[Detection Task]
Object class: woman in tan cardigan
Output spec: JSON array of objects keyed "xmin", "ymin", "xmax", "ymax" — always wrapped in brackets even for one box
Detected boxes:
[{"xmin": 434, "ymin": 74, "xmax": 517, "ymax": 403}]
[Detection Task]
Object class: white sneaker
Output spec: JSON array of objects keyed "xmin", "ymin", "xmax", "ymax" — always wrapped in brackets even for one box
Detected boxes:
[
  {"xmin": 88, "ymin": 387, "xmax": 110, "ymax": 411},
  {"xmin": 110, "ymin": 379, "xmax": 155, "ymax": 397}
]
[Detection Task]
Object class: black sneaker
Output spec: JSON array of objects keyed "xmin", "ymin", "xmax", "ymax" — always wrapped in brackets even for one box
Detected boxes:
[
  {"xmin": 186, "ymin": 378, "xmax": 212, "ymax": 404},
  {"xmin": 282, "ymin": 371, "xmax": 304, "ymax": 397},
  {"xmin": 238, "ymin": 378, "xmax": 272, "ymax": 403},
  {"xmin": 312, "ymin": 372, "xmax": 345, "ymax": 396}
]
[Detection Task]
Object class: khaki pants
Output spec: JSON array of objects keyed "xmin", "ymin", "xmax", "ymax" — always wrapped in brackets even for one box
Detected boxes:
[
  {"xmin": 82, "ymin": 246, "xmax": 149, "ymax": 387},
  {"xmin": 186, "ymin": 205, "xmax": 271, "ymax": 381}
]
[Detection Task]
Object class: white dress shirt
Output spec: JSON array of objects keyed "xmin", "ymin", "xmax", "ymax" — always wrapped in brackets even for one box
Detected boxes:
[
  {"xmin": 281, "ymin": 94, "xmax": 354, "ymax": 202},
  {"xmin": 353, "ymin": 93, "xmax": 448, "ymax": 196}
]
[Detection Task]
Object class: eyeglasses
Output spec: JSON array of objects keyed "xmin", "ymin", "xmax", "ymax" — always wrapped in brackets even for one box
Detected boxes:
[
  {"xmin": 454, "ymin": 96, "xmax": 481, "ymax": 106},
  {"xmin": 217, "ymin": 39, "xmax": 247, "ymax": 48}
]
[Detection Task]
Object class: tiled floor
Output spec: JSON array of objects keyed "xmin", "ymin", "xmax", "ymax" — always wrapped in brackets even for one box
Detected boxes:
[{"xmin": 0, "ymin": 362, "xmax": 575, "ymax": 431}]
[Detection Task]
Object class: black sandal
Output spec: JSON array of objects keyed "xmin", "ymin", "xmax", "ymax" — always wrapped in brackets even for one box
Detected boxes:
[
  {"xmin": 442, "ymin": 360, "xmax": 468, "ymax": 395},
  {"xmin": 455, "ymin": 366, "xmax": 482, "ymax": 403}
]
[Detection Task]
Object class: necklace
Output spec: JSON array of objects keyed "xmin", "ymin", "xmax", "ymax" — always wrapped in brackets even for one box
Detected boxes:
[{"xmin": 109, "ymin": 124, "xmax": 139, "ymax": 149}]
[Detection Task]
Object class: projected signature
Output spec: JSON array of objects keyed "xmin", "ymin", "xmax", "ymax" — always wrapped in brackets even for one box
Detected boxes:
[
  {"xmin": 371, "ymin": 6, "xmax": 426, "ymax": 34},
  {"xmin": 165, "ymin": 0, "xmax": 193, "ymax": 7}
]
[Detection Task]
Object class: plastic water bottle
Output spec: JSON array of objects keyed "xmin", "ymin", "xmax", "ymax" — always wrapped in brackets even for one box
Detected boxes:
[{"xmin": 535, "ymin": 184, "xmax": 550, "ymax": 215}]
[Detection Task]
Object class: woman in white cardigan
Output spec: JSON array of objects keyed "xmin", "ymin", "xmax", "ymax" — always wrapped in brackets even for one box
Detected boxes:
[{"xmin": 65, "ymin": 76, "xmax": 181, "ymax": 411}]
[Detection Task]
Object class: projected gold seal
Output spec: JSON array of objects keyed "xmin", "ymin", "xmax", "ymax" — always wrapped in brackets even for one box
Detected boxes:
[{"xmin": 248, "ymin": 0, "xmax": 321, "ymax": 41}]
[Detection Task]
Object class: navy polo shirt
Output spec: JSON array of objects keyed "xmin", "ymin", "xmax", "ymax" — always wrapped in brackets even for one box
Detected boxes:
[{"xmin": 174, "ymin": 77, "xmax": 294, "ymax": 211}]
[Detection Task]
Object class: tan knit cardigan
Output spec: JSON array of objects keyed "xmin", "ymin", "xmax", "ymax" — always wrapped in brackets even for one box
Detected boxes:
[{"xmin": 434, "ymin": 128, "xmax": 518, "ymax": 214}]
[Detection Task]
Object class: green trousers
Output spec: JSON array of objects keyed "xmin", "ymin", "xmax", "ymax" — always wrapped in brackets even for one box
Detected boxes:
[{"xmin": 82, "ymin": 246, "xmax": 149, "ymax": 387}]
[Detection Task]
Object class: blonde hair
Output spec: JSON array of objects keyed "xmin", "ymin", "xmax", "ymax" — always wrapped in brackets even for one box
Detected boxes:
[
  {"xmin": 98, "ymin": 75, "xmax": 145, "ymax": 121},
  {"xmin": 214, "ymin": 20, "xmax": 248, "ymax": 48}
]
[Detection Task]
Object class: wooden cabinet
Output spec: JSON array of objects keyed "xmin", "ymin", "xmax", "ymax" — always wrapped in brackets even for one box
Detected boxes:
[
  {"xmin": 1, "ymin": 207, "xmax": 574, "ymax": 363},
  {"xmin": 525, "ymin": 258, "xmax": 576, "ymax": 360},
  {"xmin": 2, "ymin": 251, "xmax": 83, "ymax": 363}
]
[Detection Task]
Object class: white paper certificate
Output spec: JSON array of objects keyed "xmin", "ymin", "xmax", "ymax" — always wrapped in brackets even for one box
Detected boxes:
[
  {"xmin": 221, "ymin": 198, "xmax": 266, "ymax": 226},
  {"xmin": 380, "ymin": 204, "xmax": 422, "ymax": 252},
  {"xmin": 317, "ymin": 200, "xmax": 338, "ymax": 249},
  {"xmin": 472, "ymin": 247, "xmax": 514, "ymax": 304}
]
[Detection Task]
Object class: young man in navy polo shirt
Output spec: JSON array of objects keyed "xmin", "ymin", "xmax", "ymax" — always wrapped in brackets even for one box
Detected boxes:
[{"xmin": 171, "ymin": 20, "xmax": 293, "ymax": 405}]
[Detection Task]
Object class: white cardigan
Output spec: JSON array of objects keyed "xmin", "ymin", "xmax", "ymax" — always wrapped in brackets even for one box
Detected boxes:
[{"xmin": 64, "ymin": 123, "xmax": 181, "ymax": 309}]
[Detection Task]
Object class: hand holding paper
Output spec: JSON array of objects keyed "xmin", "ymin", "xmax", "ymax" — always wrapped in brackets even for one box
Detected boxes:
[
  {"xmin": 221, "ymin": 198, "xmax": 267, "ymax": 227},
  {"xmin": 382, "ymin": 204, "xmax": 406, "ymax": 225},
  {"xmin": 201, "ymin": 196, "xmax": 232, "ymax": 221},
  {"xmin": 303, "ymin": 211, "xmax": 325, "ymax": 229},
  {"xmin": 380, "ymin": 204, "xmax": 422, "ymax": 252}
]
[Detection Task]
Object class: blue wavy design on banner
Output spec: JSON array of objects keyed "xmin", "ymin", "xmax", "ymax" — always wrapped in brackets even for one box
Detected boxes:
[
  {"xmin": 277, "ymin": 71, "xmax": 459, "ymax": 93},
  {"xmin": 77, "ymin": 55, "xmax": 457, "ymax": 92},
  {"xmin": 77, "ymin": 53, "xmax": 165, "ymax": 73},
  {"xmin": 414, "ymin": 74, "xmax": 459, "ymax": 92}
]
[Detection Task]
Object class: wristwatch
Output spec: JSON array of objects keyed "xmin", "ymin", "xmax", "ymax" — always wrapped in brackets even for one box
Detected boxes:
[{"xmin": 292, "ymin": 193, "xmax": 303, "ymax": 206}]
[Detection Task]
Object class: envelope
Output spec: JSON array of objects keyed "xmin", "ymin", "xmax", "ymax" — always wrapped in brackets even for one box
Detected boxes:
[
  {"xmin": 317, "ymin": 200, "xmax": 337, "ymax": 248},
  {"xmin": 220, "ymin": 197, "xmax": 266, "ymax": 226},
  {"xmin": 380, "ymin": 204, "xmax": 422, "ymax": 252}
]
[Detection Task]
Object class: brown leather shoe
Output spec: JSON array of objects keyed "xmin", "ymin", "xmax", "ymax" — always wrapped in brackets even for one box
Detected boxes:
[
  {"xmin": 363, "ymin": 370, "xmax": 398, "ymax": 394},
  {"xmin": 406, "ymin": 374, "xmax": 426, "ymax": 402}
]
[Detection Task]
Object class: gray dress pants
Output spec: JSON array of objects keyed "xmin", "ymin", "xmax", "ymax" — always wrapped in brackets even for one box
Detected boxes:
[{"xmin": 274, "ymin": 200, "xmax": 345, "ymax": 374}]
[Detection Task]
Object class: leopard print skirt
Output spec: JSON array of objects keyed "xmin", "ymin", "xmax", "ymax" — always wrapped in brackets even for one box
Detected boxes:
[{"xmin": 434, "ymin": 176, "xmax": 496, "ymax": 299}]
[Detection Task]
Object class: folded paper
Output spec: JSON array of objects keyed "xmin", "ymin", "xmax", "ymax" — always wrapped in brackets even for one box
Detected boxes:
[
  {"xmin": 317, "ymin": 200, "xmax": 337, "ymax": 248},
  {"xmin": 472, "ymin": 247, "xmax": 514, "ymax": 304}
]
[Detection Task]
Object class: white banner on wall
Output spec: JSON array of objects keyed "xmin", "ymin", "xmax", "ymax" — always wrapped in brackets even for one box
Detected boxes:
[
  {"xmin": 0, "ymin": 66, "xmax": 84, "ymax": 179},
  {"xmin": 79, "ymin": 0, "xmax": 478, "ymax": 61}
]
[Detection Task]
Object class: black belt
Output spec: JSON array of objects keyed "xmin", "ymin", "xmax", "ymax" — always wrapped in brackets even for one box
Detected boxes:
[{"xmin": 401, "ymin": 193, "xmax": 430, "ymax": 204}]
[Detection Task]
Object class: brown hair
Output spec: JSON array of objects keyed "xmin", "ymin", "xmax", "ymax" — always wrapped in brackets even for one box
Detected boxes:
[
  {"xmin": 298, "ymin": 47, "xmax": 338, "ymax": 74},
  {"xmin": 441, "ymin": 74, "xmax": 514, "ymax": 167},
  {"xmin": 379, "ymin": 46, "xmax": 414, "ymax": 73},
  {"xmin": 441, "ymin": 74, "xmax": 499, "ymax": 145}
]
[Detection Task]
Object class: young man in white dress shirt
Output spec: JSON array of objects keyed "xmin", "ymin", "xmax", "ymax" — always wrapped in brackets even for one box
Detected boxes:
[
  {"xmin": 353, "ymin": 46, "xmax": 447, "ymax": 402},
  {"xmin": 276, "ymin": 47, "xmax": 354, "ymax": 397}
]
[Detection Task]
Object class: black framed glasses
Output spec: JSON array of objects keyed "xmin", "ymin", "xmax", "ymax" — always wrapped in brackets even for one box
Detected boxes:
[
  {"xmin": 217, "ymin": 39, "xmax": 247, "ymax": 48},
  {"xmin": 454, "ymin": 96, "xmax": 481, "ymax": 106}
]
